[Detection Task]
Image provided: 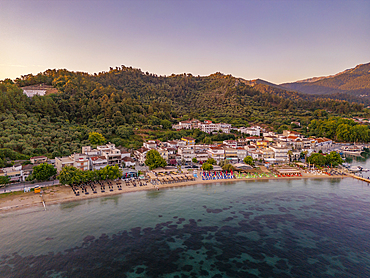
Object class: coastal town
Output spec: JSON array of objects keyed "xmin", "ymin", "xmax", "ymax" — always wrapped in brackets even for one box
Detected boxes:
[{"xmin": 1, "ymin": 118, "xmax": 366, "ymax": 203}]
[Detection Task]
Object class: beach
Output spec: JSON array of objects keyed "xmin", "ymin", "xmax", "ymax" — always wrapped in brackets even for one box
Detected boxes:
[{"xmin": 0, "ymin": 172, "xmax": 347, "ymax": 212}]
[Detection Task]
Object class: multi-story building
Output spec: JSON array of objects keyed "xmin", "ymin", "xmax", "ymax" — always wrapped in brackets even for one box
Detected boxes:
[
  {"xmin": 30, "ymin": 156, "xmax": 48, "ymax": 164},
  {"xmin": 181, "ymin": 137, "xmax": 195, "ymax": 146},
  {"xmin": 207, "ymin": 147, "xmax": 225, "ymax": 163},
  {"xmin": 122, "ymin": 156, "xmax": 136, "ymax": 167},
  {"xmin": 158, "ymin": 147, "xmax": 169, "ymax": 161},
  {"xmin": 224, "ymin": 148, "xmax": 238, "ymax": 163},
  {"xmin": 0, "ymin": 165, "xmax": 24, "ymax": 182},
  {"xmin": 223, "ymin": 140, "xmax": 238, "ymax": 148},
  {"xmin": 97, "ymin": 143, "xmax": 122, "ymax": 166},
  {"xmin": 195, "ymin": 152, "xmax": 209, "ymax": 164},
  {"xmin": 236, "ymin": 147, "xmax": 247, "ymax": 162},
  {"xmin": 178, "ymin": 146, "xmax": 195, "ymax": 163},
  {"xmin": 55, "ymin": 156, "xmax": 74, "ymax": 173},
  {"xmin": 260, "ymin": 148, "xmax": 275, "ymax": 161},
  {"xmin": 269, "ymin": 145, "xmax": 289, "ymax": 163},
  {"xmin": 248, "ymin": 150, "xmax": 263, "ymax": 160},
  {"xmin": 90, "ymin": 156, "xmax": 108, "ymax": 171},
  {"xmin": 143, "ymin": 140, "xmax": 157, "ymax": 149},
  {"xmin": 70, "ymin": 154, "xmax": 90, "ymax": 171},
  {"xmin": 134, "ymin": 147, "xmax": 150, "ymax": 165},
  {"xmin": 238, "ymin": 126, "xmax": 261, "ymax": 136}
]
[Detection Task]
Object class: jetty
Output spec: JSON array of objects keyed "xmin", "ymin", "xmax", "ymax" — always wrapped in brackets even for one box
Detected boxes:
[{"xmin": 348, "ymin": 173, "xmax": 370, "ymax": 184}]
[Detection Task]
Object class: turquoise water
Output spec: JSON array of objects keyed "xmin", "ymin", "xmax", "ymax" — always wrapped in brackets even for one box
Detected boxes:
[{"xmin": 1, "ymin": 178, "xmax": 370, "ymax": 277}]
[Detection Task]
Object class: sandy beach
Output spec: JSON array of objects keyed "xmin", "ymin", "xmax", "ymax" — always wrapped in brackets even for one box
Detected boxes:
[{"xmin": 0, "ymin": 173, "xmax": 347, "ymax": 212}]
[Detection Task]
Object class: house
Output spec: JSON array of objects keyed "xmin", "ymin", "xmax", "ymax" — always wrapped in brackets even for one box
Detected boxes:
[
  {"xmin": 30, "ymin": 156, "xmax": 48, "ymax": 164},
  {"xmin": 181, "ymin": 137, "xmax": 195, "ymax": 146},
  {"xmin": 134, "ymin": 147, "xmax": 150, "ymax": 165},
  {"xmin": 22, "ymin": 164, "xmax": 34, "ymax": 180},
  {"xmin": 97, "ymin": 143, "xmax": 122, "ymax": 166},
  {"xmin": 237, "ymin": 147, "xmax": 247, "ymax": 162},
  {"xmin": 21, "ymin": 84, "xmax": 52, "ymax": 97},
  {"xmin": 200, "ymin": 121, "xmax": 231, "ymax": 134},
  {"xmin": 70, "ymin": 153, "xmax": 90, "ymax": 171},
  {"xmin": 166, "ymin": 141, "xmax": 179, "ymax": 149},
  {"xmin": 55, "ymin": 156, "xmax": 74, "ymax": 173},
  {"xmin": 122, "ymin": 156, "xmax": 135, "ymax": 167},
  {"xmin": 0, "ymin": 166, "xmax": 24, "ymax": 182},
  {"xmin": 143, "ymin": 140, "xmax": 157, "ymax": 149},
  {"xmin": 90, "ymin": 156, "xmax": 108, "ymax": 170},
  {"xmin": 238, "ymin": 126, "xmax": 261, "ymax": 136},
  {"xmin": 121, "ymin": 152, "xmax": 131, "ymax": 159},
  {"xmin": 248, "ymin": 150, "xmax": 263, "ymax": 160},
  {"xmin": 283, "ymin": 130, "xmax": 302, "ymax": 138},
  {"xmin": 315, "ymin": 138, "xmax": 333, "ymax": 148},
  {"xmin": 223, "ymin": 140, "xmax": 238, "ymax": 148},
  {"xmin": 158, "ymin": 147, "xmax": 169, "ymax": 161}
]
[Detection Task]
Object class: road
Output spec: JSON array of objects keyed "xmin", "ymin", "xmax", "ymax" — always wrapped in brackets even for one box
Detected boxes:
[{"xmin": 1, "ymin": 180, "xmax": 60, "ymax": 194}]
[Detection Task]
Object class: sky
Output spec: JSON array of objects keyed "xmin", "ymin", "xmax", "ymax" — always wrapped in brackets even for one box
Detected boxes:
[{"xmin": 1, "ymin": 0, "xmax": 369, "ymax": 84}]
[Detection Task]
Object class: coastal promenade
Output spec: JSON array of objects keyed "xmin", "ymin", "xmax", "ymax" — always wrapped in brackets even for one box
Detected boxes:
[
  {"xmin": 1, "ymin": 180, "xmax": 60, "ymax": 194},
  {"xmin": 0, "ymin": 171, "xmax": 346, "ymax": 212}
]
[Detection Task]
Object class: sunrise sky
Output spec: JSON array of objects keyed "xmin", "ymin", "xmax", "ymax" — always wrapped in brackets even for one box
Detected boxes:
[{"xmin": 1, "ymin": 0, "xmax": 369, "ymax": 83}]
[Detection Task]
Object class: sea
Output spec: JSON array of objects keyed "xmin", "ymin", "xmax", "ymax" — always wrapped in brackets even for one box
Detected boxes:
[{"xmin": 1, "ymin": 174, "xmax": 370, "ymax": 277}]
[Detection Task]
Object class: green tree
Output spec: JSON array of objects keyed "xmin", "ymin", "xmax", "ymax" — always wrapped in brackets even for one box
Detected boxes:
[
  {"xmin": 145, "ymin": 149, "xmax": 167, "ymax": 170},
  {"xmin": 306, "ymin": 153, "xmax": 327, "ymax": 167},
  {"xmin": 32, "ymin": 163, "xmax": 57, "ymax": 181},
  {"xmin": 0, "ymin": 175, "xmax": 11, "ymax": 187},
  {"xmin": 202, "ymin": 163, "xmax": 213, "ymax": 171},
  {"xmin": 222, "ymin": 163, "xmax": 235, "ymax": 171},
  {"xmin": 58, "ymin": 166, "xmax": 83, "ymax": 186},
  {"xmin": 326, "ymin": 151, "xmax": 343, "ymax": 167},
  {"xmin": 192, "ymin": 157, "xmax": 198, "ymax": 163},
  {"xmin": 161, "ymin": 119, "xmax": 172, "ymax": 129},
  {"xmin": 206, "ymin": 158, "xmax": 217, "ymax": 165},
  {"xmin": 88, "ymin": 132, "xmax": 106, "ymax": 145},
  {"xmin": 243, "ymin": 156, "xmax": 254, "ymax": 166},
  {"xmin": 116, "ymin": 126, "xmax": 134, "ymax": 139},
  {"xmin": 203, "ymin": 137, "xmax": 212, "ymax": 144}
]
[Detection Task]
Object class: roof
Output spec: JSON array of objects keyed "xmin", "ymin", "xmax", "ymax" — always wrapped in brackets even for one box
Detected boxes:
[
  {"xmin": 90, "ymin": 156, "xmax": 106, "ymax": 161},
  {"xmin": 136, "ymin": 147, "xmax": 150, "ymax": 153},
  {"xmin": 182, "ymin": 137, "xmax": 195, "ymax": 141},
  {"xmin": 30, "ymin": 156, "xmax": 48, "ymax": 159},
  {"xmin": 123, "ymin": 157, "xmax": 135, "ymax": 162}
]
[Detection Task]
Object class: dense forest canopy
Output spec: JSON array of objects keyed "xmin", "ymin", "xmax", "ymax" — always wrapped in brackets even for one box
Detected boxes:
[{"xmin": 0, "ymin": 66, "xmax": 369, "ymax": 160}]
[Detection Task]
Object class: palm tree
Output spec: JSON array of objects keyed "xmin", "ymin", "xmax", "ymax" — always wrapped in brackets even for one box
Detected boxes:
[{"xmin": 287, "ymin": 150, "xmax": 293, "ymax": 162}]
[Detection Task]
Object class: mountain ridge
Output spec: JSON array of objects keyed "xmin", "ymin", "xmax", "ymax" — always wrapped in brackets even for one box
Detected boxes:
[{"xmin": 279, "ymin": 62, "xmax": 370, "ymax": 98}]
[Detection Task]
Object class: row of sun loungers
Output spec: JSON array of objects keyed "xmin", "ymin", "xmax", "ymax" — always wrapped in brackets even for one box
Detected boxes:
[
  {"xmin": 70, "ymin": 179, "xmax": 148, "ymax": 196},
  {"xmin": 153, "ymin": 174, "xmax": 195, "ymax": 185}
]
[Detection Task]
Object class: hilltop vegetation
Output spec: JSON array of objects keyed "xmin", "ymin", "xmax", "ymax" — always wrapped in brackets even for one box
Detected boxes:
[{"xmin": 0, "ymin": 66, "xmax": 369, "ymax": 160}]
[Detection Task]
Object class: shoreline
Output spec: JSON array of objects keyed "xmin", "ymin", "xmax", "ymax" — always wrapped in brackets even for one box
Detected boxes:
[{"xmin": 0, "ymin": 174, "xmax": 347, "ymax": 213}]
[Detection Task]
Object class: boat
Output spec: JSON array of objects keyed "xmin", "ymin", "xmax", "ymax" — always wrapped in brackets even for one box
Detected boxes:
[
  {"xmin": 341, "ymin": 145, "xmax": 364, "ymax": 156},
  {"xmin": 349, "ymin": 165, "xmax": 363, "ymax": 173}
]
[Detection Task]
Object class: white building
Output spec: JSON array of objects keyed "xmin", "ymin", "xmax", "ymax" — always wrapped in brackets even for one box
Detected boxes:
[
  {"xmin": 238, "ymin": 126, "xmax": 261, "ymax": 137},
  {"xmin": 178, "ymin": 146, "xmax": 195, "ymax": 163},
  {"xmin": 207, "ymin": 147, "xmax": 225, "ymax": 163}
]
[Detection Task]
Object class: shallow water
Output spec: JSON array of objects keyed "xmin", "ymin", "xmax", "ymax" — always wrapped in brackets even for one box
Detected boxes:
[{"xmin": 1, "ymin": 178, "xmax": 370, "ymax": 277}]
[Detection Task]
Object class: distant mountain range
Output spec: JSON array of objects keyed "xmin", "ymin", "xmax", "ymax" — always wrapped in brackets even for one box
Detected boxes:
[
  {"xmin": 280, "ymin": 62, "xmax": 370, "ymax": 97},
  {"xmin": 241, "ymin": 62, "xmax": 370, "ymax": 105}
]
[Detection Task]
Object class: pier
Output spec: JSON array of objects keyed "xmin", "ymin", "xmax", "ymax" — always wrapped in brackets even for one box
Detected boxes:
[{"xmin": 348, "ymin": 174, "xmax": 370, "ymax": 184}]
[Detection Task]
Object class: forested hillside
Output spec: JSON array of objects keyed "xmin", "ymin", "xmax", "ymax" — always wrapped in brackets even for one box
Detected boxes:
[{"xmin": 0, "ymin": 66, "xmax": 369, "ymax": 161}]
